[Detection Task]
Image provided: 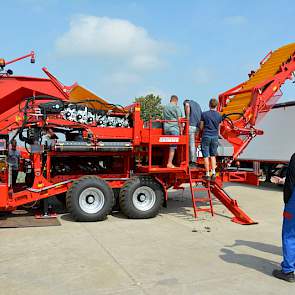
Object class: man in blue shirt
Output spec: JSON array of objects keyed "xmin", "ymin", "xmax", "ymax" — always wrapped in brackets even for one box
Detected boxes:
[
  {"xmin": 183, "ymin": 99, "xmax": 202, "ymax": 168},
  {"xmin": 200, "ymin": 98, "xmax": 222, "ymax": 180}
]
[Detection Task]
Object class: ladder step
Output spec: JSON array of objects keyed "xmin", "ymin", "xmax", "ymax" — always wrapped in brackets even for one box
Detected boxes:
[
  {"xmin": 191, "ymin": 187, "xmax": 209, "ymax": 190},
  {"xmin": 194, "ymin": 198, "xmax": 211, "ymax": 202},
  {"xmin": 189, "ymin": 169, "xmax": 214, "ymax": 218},
  {"xmin": 196, "ymin": 208, "xmax": 214, "ymax": 213},
  {"xmin": 192, "ymin": 188, "xmax": 210, "ymax": 192}
]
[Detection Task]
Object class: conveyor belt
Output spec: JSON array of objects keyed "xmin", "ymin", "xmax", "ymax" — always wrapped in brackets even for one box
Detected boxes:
[
  {"xmin": 69, "ymin": 85, "xmax": 126, "ymax": 113},
  {"xmin": 222, "ymin": 43, "xmax": 295, "ymax": 120},
  {"xmin": 69, "ymin": 85, "xmax": 110, "ymax": 111}
]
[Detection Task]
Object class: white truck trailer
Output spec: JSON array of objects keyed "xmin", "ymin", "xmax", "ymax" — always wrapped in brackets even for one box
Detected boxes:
[{"xmin": 238, "ymin": 101, "xmax": 295, "ymax": 182}]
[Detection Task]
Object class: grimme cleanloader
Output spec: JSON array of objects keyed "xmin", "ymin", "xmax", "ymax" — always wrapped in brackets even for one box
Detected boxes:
[{"xmin": 0, "ymin": 43, "xmax": 294, "ymax": 224}]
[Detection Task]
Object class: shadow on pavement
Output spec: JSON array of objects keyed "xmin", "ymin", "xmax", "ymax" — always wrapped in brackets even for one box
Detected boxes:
[
  {"xmin": 226, "ymin": 240, "xmax": 282, "ymax": 256},
  {"xmin": 60, "ymin": 211, "xmax": 128, "ymax": 222},
  {"xmin": 223, "ymin": 181, "xmax": 283, "ymax": 193},
  {"xmin": 162, "ymin": 190, "xmax": 233, "ymax": 222},
  {"xmin": 110, "ymin": 211, "xmax": 128, "ymax": 219},
  {"xmin": 60, "ymin": 213, "xmax": 74, "ymax": 222},
  {"xmin": 220, "ymin": 248, "xmax": 280, "ymax": 276}
]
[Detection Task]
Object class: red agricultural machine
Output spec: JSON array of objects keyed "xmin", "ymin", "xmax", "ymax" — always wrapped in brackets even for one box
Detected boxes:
[{"xmin": 0, "ymin": 43, "xmax": 294, "ymax": 224}]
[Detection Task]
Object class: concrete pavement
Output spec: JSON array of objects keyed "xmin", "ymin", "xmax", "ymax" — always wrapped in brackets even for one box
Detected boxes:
[{"xmin": 0, "ymin": 183, "xmax": 291, "ymax": 295}]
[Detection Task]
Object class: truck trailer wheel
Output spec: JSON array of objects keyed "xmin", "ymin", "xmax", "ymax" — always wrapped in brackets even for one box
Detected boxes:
[
  {"xmin": 119, "ymin": 177, "xmax": 164, "ymax": 219},
  {"xmin": 66, "ymin": 176, "xmax": 114, "ymax": 221}
]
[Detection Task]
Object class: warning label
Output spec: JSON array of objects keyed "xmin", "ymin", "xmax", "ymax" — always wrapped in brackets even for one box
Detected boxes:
[{"xmin": 159, "ymin": 137, "xmax": 179, "ymax": 143}]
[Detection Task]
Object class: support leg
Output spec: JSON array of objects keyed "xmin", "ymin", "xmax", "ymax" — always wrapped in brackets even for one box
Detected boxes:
[
  {"xmin": 35, "ymin": 198, "xmax": 57, "ymax": 219},
  {"xmin": 211, "ymin": 182, "xmax": 257, "ymax": 225}
]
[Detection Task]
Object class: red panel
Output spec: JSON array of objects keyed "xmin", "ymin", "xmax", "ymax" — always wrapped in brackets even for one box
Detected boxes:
[
  {"xmin": 0, "ymin": 184, "xmax": 8, "ymax": 207},
  {"xmin": 0, "ymin": 77, "xmax": 67, "ymax": 115}
]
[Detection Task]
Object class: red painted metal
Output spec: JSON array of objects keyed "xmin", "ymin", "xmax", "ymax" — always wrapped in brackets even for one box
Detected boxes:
[
  {"xmin": 0, "ymin": 77, "xmax": 67, "ymax": 115},
  {"xmin": 5, "ymin": 51, "xmax": 35, "ymax": 66},
  {"xmin": 0, "ymin": 45, "xmax": 293, "ymax": 224},
  {"xmin": 189, "ymin": 169, "xmax": 214, "ymax": 218},
  {"xmin": 219, "ymin": 47, "xmax": 295, "ymax": 160},
  {"xmin": 42, "ymin": 67, "xmax": 72, "ymax": 99},
  {"xmin": 0, "ymin": 100, "xmax": 256, "ymax": 224},
  {"xmin": 210, "ymin": 182, "xmax": 256, "ymax": 225}
]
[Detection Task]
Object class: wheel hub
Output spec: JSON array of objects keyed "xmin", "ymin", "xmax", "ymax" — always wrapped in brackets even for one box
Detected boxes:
[
  {"xmin": 86, "ymin": 195, "xmax": 95, "ymax": 204},
  {"xmin": 132, "ymin": 186, "xmax": 156, "ymax": 211},
  {"xmin": 138, "ymin": 193, "xmax": 146, "ymax": 202},
  {"xmin": 79, "ymin": 187, "xmax": 105, "ymax": 214}
]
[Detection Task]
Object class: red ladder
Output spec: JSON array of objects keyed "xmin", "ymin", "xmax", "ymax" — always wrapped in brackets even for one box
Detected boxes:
[{"xmin": 189, "ymin": 169, "xmax": 214, "ymax": 218}]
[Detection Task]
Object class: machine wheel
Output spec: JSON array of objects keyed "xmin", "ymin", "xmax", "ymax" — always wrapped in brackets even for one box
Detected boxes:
[
  {"xmin": 119, "ymin": 177, "xmax": 164, "ymax": 219},
  {"xmin": 66, "ymin": 176, "xmax": 114, "ymax": 221}
]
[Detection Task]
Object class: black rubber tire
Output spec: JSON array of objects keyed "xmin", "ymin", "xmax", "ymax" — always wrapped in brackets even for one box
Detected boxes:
[
  {"xmin": 66, "ymin": 176, "xmax": 114, "ymax": 221},
  {"xmin": 119, "ymin": 176, "xmax": 164, "ymax": 219}
]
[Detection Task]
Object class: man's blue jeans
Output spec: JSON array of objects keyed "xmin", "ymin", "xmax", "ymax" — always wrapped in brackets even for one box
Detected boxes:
[
  {"xmin": 189, "ymin": 126, "xmax": 199, "ymax": 163},
  {"xmin": 201, "ymin": 136, "xmax": 219, "ymax": 158},
  {"xmin": 281, "ymin": 188, "xmax": 295, "ymax": 273}
]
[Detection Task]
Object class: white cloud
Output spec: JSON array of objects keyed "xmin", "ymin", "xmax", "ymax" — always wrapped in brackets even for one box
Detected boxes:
[
  {"xmin": 55, "ymin": 15, "xmax": 166, "ymax": 71},
  {"xmin": 224, "ymin": 15, "xmax": 248, "ymax": 25}
]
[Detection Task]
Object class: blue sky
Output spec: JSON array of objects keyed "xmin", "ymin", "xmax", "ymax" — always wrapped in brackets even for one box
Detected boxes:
[{"xmin": 2, "ymin": 0, "xmax": 295, "ymax": 109}]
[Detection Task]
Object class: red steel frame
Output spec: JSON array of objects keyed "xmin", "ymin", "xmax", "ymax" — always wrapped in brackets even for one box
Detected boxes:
[
  {"xmin": 0, "ymin": 47, "xmax": 294, "ymax": 224},
  {"xmin": 0, "ymin": 95, "xmax": 256, "ymax": 224},
  {"xmin": 218, "ymin": 50, "xmax": 295, "ymax": 161}
]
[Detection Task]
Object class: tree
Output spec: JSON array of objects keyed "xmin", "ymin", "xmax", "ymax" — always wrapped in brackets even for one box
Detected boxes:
[{"xmin": 135, "ymin": 94, "xmax": 163, "ymax": 122}]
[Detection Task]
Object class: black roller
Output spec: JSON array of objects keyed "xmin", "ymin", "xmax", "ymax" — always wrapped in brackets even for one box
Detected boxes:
[{"xmin": 54, "ymin": 141, "xmax": 95, "ymax": 152}]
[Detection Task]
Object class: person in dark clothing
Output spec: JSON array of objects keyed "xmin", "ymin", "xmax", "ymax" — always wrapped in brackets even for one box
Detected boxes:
[
  {"xmin": 8, "ymin": 139, "xmax": 20, "ymax": 187},
  {"xmin": 272, "ymin": 153, "xmax": 295, "ymax": 283},
  {"xmin": 44, "ymin": 128, "xmax": 59, "ymax": 148},
  {"xmin": 200, "ymin": 98, "xmax": 222, "ymax": 181},
  {"xmin": 283, "ymin": 155, "xmax": 295, "ymax": 204},
  {"xmin": 183, "ymin": 99, "xmax": 202, "ymax": 168}
]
